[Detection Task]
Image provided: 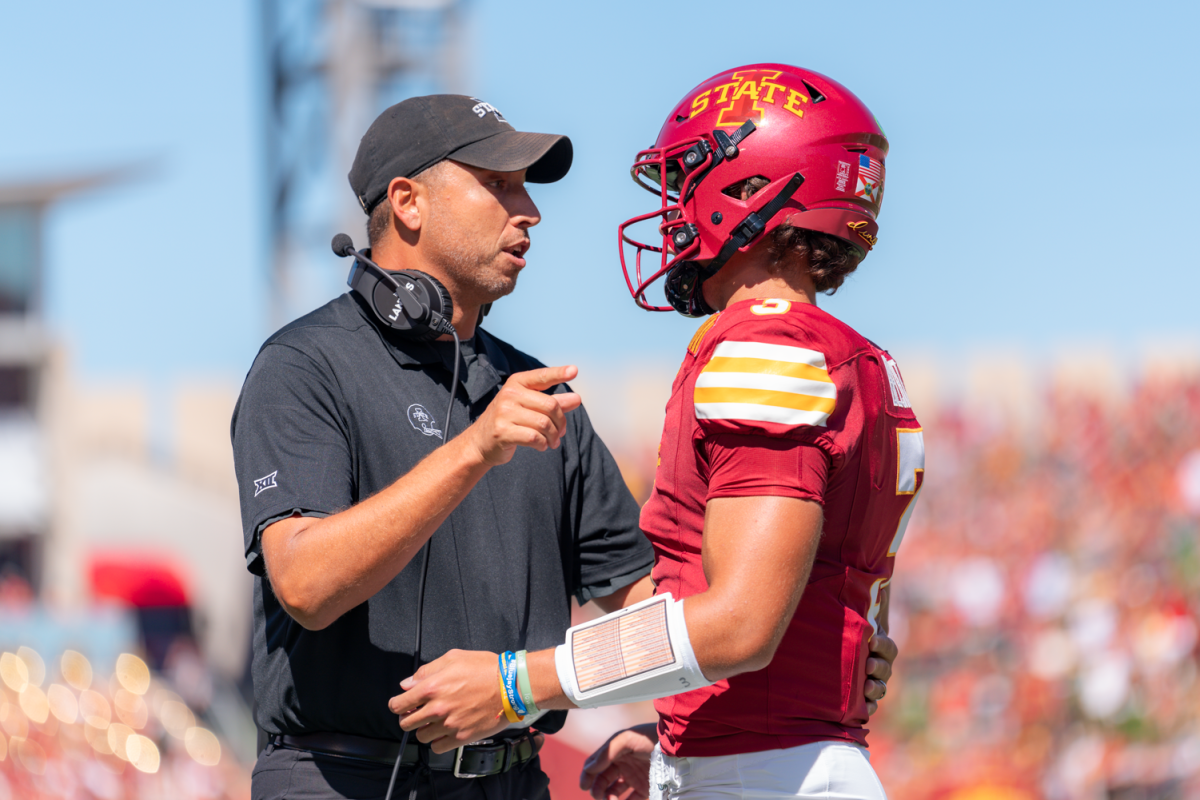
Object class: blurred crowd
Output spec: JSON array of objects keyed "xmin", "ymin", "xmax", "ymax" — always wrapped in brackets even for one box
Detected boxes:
[
  {"xmin": 0, "ymin": 641, "xmax": 247, "ymax": 799},
  {"xmin": 859, "ymin": 374, "xmax": 1200, "ymax": 799}
]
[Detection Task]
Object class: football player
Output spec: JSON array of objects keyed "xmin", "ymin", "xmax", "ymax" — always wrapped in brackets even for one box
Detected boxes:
[{"xmin": 390, "ymin": 64, "xmax": 920, "ymax": 800}]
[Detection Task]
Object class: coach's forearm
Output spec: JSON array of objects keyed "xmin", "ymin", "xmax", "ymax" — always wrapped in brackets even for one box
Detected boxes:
[{"xmin": 263, "ymin": 434, "xmax": 491, "ymax": 631}]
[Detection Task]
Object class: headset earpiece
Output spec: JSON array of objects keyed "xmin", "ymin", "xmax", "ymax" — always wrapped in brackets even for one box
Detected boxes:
[{"xmin": 348, "ymin": 260, "xmax": 454, "ymax": 342}]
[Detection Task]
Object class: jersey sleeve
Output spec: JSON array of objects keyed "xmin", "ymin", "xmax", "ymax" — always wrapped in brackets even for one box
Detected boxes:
[
  {"xmin": 230, "ymin": 342, "xmax": 355, "ymax": 577},
  {"xmin": 694, "ymin": 311, "xmax": 843, "ymax": 503},
  {"xmin": 704, "ymin": 434, "xmax": 831, "ymax": 503}
]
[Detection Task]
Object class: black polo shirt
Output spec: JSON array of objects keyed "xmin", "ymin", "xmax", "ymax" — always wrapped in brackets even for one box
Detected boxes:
[{"xmin": 231, "ymin": 292, "xmax": 653, "ymax": 740}]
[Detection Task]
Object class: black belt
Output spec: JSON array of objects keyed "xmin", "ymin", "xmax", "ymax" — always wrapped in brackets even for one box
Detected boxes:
[{"xmin": 273, "ymin": 731, "xmax": 543, "ymax": 779}]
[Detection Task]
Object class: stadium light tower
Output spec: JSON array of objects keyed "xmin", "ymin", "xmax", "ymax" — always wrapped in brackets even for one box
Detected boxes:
[{"xmin": 263, "ymin": 0, "xmax": 468, "ymax": 327}]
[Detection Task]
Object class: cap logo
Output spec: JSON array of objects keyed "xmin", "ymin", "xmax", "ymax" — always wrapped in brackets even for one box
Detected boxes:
[
  {"xmin": 470, "ymin": 99, "xmax": 505, "ymax": 122},
  {"xmin": 685, "ymin": 70, "xmax": 810, "ymax": 127}
]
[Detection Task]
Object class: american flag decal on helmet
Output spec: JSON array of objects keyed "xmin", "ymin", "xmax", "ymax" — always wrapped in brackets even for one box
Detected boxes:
[
  {"xmin": 856, "ymin": 154, "xmax": 884, "ymax": 205},
  {"xmin": 694, "ymin": 341, "xmax": 836, "ymax": 427}
]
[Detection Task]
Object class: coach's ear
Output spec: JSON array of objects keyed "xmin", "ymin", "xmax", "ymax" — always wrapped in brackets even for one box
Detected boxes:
[
  {"xmin": 387, "ymin": 176, "xmax": 425, "ymax": 234},
  {"xmin": 864, "ymin": 632, "xmax": 897, "ymax": 715}
]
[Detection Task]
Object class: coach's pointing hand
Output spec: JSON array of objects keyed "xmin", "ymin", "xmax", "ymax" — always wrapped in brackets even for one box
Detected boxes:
[{"xmin": 466, "ymin": 365, "xmax": 581, "ymax": 466}]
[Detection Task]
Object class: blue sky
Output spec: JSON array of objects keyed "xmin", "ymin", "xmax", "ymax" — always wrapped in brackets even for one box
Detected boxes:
[{"xmin": 2, "ymin": 0, "xmax": 1198, "ymax": 387}]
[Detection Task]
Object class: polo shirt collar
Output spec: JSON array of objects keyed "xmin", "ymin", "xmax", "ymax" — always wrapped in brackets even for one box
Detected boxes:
[
  {"xmin": 351, "ymin": 291, "xmax": 511, "ymax": 404},
  {"xmin": 350, "ymin": 290, "xmax": 441, "ymax": 366},
  {"xmin": 476, "ymin": 327, "xmax": 512, "ymax": 378},
  {"xmin": 460, "ymin": 328, "xmax": 509, "ymax": 404}
]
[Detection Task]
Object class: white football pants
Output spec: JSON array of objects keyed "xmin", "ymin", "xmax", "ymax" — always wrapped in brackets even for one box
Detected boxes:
[{"xmin": 648, "ymin": 740, "xmax": 887, "ymax": 800}]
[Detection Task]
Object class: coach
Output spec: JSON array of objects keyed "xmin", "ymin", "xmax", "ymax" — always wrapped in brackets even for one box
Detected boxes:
[{"xmin": 232, "ymin": 95, "xmax": 655, "ymax": 800}]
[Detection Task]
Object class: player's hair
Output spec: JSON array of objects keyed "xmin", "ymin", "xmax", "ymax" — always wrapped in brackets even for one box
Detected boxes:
[
  {"xmin": 366, "ymin": 161, "xmax": 452, "ymax": 248},
  {"xmin": 733, "ymin": 177, "xmax": 863, "ymax": 294}
]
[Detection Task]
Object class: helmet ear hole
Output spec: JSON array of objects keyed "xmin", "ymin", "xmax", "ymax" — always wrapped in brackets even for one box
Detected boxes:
[{"xmin": 721, "ymin": 176, "xmax": 771, "ymax": 200}]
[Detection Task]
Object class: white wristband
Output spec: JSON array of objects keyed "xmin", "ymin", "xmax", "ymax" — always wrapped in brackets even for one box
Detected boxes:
[{"xmin": 555, "ymin": 592, "xmax": 712, "ymax": 708}]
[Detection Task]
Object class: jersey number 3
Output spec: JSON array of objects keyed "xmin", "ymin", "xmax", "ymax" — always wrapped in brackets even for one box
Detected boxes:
[
  {"xmin": 868, "ymin": 427, "xmax": 925, "ymax": 634},
  {"xmin": 889, "ymin": 427, "xmax": 924, "ymax": 556}
]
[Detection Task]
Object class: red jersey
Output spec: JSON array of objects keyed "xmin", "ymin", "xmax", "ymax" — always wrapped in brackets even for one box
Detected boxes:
[{"xmin": 640, "ymin": 298, "xmax": 924, "ymax": 757}]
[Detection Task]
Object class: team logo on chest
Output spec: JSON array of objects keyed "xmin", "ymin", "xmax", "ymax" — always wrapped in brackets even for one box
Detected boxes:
[{"xmin": 407, "ymin": 404, "xmax": 444, "ymax": 439}]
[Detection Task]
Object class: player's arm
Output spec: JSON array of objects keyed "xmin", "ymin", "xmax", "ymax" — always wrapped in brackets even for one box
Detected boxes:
[
  {"xmin": 680, "ymin": 495, "xmax": 821, "ymax": 675},
  {"xmin": 263, "ymin": 366, "xmax": 581, "ymax": 631},
  {"xmin": 524, "ymin": 494, "xmax": 820, "ymax": 700},
  {"xmin": 390, "ymin": 495, "xmax": 822, "ymax": 751}
]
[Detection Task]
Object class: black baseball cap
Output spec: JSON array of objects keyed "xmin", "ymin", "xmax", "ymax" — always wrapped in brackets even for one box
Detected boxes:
[{"xmin": 348, "ymin": 94, "xmax": 573, "ymax": 214}]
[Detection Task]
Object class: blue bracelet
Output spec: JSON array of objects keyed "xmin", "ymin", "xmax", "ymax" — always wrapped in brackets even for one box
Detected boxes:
[{"xmin": 501, "ymin": 651, "xmax": 527, "ymax": 718}]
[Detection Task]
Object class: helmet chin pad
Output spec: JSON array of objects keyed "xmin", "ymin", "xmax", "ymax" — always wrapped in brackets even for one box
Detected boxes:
[{"xmin": 664, "ymin": 261, "xmax": 718, "ymax": 318}]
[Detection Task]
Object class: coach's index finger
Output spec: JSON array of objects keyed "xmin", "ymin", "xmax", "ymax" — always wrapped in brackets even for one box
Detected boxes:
[{"xmin": 510, "ymin": 365, "xmax": 578, "ymax": 393}]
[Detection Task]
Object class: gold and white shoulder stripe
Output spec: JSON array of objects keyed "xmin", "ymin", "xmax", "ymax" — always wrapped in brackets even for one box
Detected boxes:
[{"xmin": 694, "ymin": 341, "xmax": 836, "ymax": 427}]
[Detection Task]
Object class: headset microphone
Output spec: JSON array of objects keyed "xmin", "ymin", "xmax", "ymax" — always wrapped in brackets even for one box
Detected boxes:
[{"xmin": 330, "ymin": 232, "xmax": 356, "ymax": 258}]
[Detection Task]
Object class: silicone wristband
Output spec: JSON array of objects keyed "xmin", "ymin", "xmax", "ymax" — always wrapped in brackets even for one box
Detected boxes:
[
  {"xmin": 498, "ymin": 655, "xmax": 521, "ymax": 722},
  {"xmin": 515, "ymin": 650, "xmax": 540, "ymax": 717},
  {"xmin": 502, "ymin": 651, "xmax": 528, "ymax": 717}
]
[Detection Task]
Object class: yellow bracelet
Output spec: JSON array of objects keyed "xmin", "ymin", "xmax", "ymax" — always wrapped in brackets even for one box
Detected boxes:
[{"xmin": 498, "ymin": 663, "xmax": 521, "ymax": 723}]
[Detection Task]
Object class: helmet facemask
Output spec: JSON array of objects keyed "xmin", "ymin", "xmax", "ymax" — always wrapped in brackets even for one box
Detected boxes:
[
  {"xmin": 618, "ymin": 134, "xmax": 716, "ymax": 314},
  {"xmin": 620, "ymin": 121, "xmax": 806, "ymax": 317}
]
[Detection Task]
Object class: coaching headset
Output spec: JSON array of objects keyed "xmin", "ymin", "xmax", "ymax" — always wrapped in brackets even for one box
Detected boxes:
[{"xmin": 333, "ymin": 232, "xmax": 457, "ymax": 341}]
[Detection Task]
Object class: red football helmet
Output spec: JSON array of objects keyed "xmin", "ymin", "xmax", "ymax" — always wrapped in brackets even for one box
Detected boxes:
[{"xmin": 618, "ymin": 64, "xmax": 889, "ymax": 316}]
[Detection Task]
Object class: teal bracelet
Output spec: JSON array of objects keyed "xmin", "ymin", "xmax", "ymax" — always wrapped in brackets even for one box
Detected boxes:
[{"xmin": 515, "ymin": 650, "xmax": 540, "ymax": 717}]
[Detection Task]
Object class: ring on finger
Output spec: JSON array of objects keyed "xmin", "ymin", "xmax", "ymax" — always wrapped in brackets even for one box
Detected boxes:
[{"xmin": 878, "ymin": 682, "xmax": 887, "ymax": 698}]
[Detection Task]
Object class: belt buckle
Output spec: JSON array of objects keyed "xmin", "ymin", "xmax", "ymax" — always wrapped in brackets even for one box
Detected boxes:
[{"xmin": 453, "ymin": 739, "xmax": 492, "ymax": 779}]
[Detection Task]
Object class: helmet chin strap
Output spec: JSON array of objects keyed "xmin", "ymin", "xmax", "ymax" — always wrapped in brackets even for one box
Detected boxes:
[{"xmin": 667, "ymin": 171, "xmax": 806, "ymax": 317}]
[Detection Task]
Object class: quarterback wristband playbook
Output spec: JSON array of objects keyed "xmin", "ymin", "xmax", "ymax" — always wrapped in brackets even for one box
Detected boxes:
[{"xmin": 555, "ymin": 593, "xmax": 712, "ymax": 708}]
